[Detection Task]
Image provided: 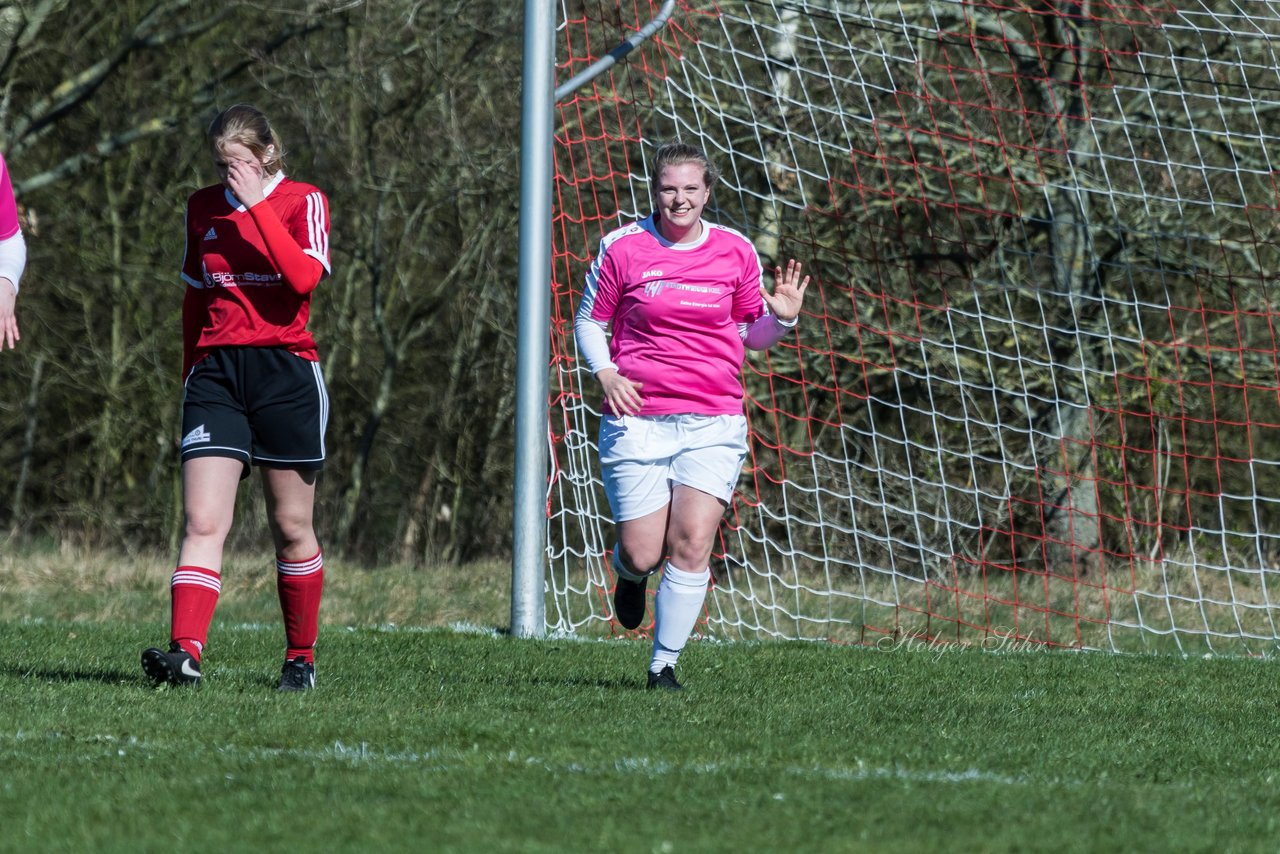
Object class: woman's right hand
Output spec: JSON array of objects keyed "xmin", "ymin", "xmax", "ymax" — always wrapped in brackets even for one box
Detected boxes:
[
  {"xmin": 0, "ymin": 277, "xmax": 17, "ymax": 351},
  {"xmin": 598, "ymin": 368, "xmax": 644, "ymax": 416}
]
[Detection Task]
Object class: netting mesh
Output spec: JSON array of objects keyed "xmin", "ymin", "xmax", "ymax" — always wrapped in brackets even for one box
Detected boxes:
[{"xmin": 546, "ymin": 0, "xmax": 1280, "ymax": 654}]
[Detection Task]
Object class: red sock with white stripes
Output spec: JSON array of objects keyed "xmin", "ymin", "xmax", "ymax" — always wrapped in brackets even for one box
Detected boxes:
[
  {"xmin": 170, "ymin": 565, "xmax": 221, "ymax": 661},
  {"xmin": 277, "ymin": 550, "xmax": 324, "ymax": 663}
]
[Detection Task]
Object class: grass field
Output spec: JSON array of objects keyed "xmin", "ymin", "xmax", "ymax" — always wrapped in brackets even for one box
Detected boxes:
[{"xmin": 3, "ymin": 548, "xmax": 1280, "ymax": 852}]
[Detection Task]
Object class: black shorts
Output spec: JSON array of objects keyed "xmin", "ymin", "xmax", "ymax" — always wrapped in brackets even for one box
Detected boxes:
[{"xmin": 180, "ymin": 347, "xmax": 329, "ymax": 473}]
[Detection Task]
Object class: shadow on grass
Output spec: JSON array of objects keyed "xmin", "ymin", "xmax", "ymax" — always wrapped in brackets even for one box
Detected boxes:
[
  {"xmin": 535, "ymin": 675, "xmax": 639, "ymax": 690},
  {"xmin": 0, "ymin": 662, "xmax": 138, "ymax": 685},
  {"xmin": 465, "ymin": 673, "xmax": 640, "ymax": 691}
]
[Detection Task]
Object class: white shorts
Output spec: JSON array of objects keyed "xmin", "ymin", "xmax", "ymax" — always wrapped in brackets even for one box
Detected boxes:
[{"xmin": 598, "ymin": 413, "xmax": 749, "ymax": 522}]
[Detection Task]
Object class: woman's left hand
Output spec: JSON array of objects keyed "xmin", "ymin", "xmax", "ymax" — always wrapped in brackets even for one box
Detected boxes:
[
  {"xmin": 761, "ymin": 259, "xmax": 810, "ymax": 323},
  {"xmin": 226, "ymin": 158, "xmax": 266, "ymax": 208}
]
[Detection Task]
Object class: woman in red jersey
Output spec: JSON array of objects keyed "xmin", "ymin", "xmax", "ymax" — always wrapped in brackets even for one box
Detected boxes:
[{"xmin": 142, "ymin": 105, "xmax": 330, "ymax": 692}]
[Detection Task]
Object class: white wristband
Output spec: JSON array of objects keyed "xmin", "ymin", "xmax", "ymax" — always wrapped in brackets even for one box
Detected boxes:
[{"xmin": 0, "ymin": 229, "xmax": 26, "ymax": 293}]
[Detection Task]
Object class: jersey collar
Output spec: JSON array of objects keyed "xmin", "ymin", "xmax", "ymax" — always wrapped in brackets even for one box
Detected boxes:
[
  {"xmin": 224, "ymin": 171, "xmax": 287, "ymax": 211},
  {"xmin": 644, "ymin": 213, "xmax": 710, "ymax": 250}
]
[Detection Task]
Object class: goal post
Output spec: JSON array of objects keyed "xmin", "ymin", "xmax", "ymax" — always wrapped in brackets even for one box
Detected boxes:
[
  {"xmin": 512, "ymin": 0, "xmax": 677, "ymax": 638},
  {"xmin": 511, "ymin": 0, "xmax": 555, "ymax": 639},
  {"xmin": 535, "ymin": 0, "xmax": 1280, "ymax": 655}
]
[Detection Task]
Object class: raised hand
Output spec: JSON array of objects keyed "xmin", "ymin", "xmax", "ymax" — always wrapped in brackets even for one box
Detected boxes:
[
  {"xmin": 225, "ymin": 158, "xmax": 267, "ymax": 208},
  {"xmin": 761, "ymin": 259, "xmax": 810, "ymax": 323}
]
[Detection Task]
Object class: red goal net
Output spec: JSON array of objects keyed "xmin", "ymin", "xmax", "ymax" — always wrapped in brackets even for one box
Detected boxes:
[{"xmin": 546, "ymin": 0, "xmax": 1280, "ymax": 654}]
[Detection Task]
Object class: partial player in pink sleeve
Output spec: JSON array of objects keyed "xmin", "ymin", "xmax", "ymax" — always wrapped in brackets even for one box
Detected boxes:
[
  {"xmin": 0, "ymin": 152, "xmax": 28, "ymax": 351},
  {"xmin": 142, "ymin": 105, "xmax": 330, "ymax": 694},
  {"xmin": 573, "ymin": 141, "xmax": 810, "ymax": 690}
]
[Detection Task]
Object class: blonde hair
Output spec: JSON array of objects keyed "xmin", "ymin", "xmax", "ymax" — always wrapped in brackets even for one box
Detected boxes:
[
  {"xmin": 650, "ymin": 141, "xmax": 719, "ymax": 192},
  {"xmin": 207, "ymin": 104, "xmax": 284, "ymax": 175}
]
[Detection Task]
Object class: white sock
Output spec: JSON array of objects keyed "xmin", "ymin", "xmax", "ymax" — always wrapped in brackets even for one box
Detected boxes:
[{"xmin": 649, "ymin": 562, "xmax": 710, "ymax": 673}]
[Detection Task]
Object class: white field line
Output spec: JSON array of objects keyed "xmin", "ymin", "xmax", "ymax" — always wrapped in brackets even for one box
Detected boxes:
[{"xmin": 0, "ymin": 732, "xmax": 1031, "ymax": 787}]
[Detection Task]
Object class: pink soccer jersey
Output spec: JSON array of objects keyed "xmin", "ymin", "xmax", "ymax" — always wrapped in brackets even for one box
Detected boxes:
[
  {"xmin": 581, "ymin": 215, "xmax": 765, "ymax": 415},
  {"xmin": 0, "ymin": 154, "xmax": 19, "ymax": 240}
]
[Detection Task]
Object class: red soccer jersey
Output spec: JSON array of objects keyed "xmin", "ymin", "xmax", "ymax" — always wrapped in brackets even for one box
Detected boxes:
[{"xmin": 180, "ymin": 173, "xmax": 330, "ymax": 375}]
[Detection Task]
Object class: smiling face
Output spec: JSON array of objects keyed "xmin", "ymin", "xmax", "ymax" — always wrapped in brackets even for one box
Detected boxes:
[{"xmin": 652, "ymin": 162, "xmax": 711, "ymax": 243}]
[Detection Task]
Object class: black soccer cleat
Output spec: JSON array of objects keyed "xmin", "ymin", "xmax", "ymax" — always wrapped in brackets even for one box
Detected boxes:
[
  {"xmin": 277, "ymin": 656, "xmax": 316, "ymax": 692},
  {"xmin": 141, "ymin": 642, "xmax": 203, "ymax": 686},
  {"xmin": 646, "ymin": 665, "xmax": 683, "ymax": 691},
  {"xmin": 613, "ymin": 575, "xmax": 649, "ymax": 630}
]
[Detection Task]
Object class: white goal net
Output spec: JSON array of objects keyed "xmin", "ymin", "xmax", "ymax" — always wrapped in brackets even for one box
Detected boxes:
[{"xmin": 545, "ymin": 0, "xmax": 1280, "ymax": 654}]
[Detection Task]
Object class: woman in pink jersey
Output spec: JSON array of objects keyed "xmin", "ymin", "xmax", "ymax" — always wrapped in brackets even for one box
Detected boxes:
[
  {"xmin": 142, "ymin": 105, "xmax": 330, "ymax": 692},
  {"xmin": 0, "ymin": 152, "xmax": 27, "ymax": 351},
  {"xmin": 575, "ymin": 141, "xmax": 809, "ymax": 690}
]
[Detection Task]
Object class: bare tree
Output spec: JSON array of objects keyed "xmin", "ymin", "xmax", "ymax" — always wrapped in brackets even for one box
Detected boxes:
[
  {"xmin": 0, "ymin": 1, "xmax": 341, "ymax": 541},
  {"xmin": 277, "ymin": 1, "xmax": 524, "ymax": 561}
]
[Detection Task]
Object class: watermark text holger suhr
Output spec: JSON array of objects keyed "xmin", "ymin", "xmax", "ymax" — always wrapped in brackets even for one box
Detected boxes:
[{"xmin": 875, "ymin": 630, "xmax": 1044, "ymax": 659}]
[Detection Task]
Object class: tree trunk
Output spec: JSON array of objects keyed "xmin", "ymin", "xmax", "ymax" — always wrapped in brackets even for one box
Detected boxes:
[
  {"xmin": 10, "ymin": 354, "xmax": 44, "ymax": 535},
  {"xmin": 1039, "ymin": 7, "xmax": 1102, "ymax": 575},
  {"xmin": 753, "ymin": 5, "xmax": 799, "ymax": 266}
]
